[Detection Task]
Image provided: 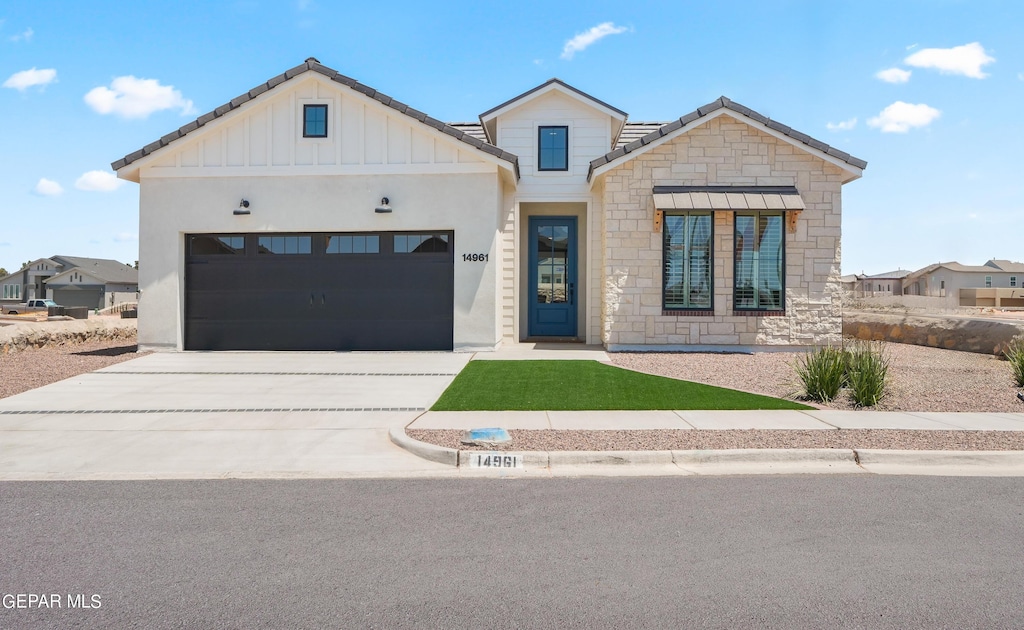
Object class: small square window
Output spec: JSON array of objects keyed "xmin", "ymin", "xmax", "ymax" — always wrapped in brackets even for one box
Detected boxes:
[
  {"xmin": 538, "ymin": 126, "xmax": 568, "ymax": 171},
  {"xmin": 1011, "ymin": 276, "xmax": 1018, "ymax": 287},
  {"xmin": 303, "ymin": 104, "xmax": 328, "ymax": 138}
]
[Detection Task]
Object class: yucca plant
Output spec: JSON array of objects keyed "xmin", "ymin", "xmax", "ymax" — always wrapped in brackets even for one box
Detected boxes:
[
  {"xmin": 795, "ymin": 346, "xmax": 848, "ymax": 403},
  {"xmin": 846, "ymin": 341, "xmax": 889, "ymax": 407},
  {"xmin": 1005, "ymin": 335, "xmax": 1024, "ymax": 388}
]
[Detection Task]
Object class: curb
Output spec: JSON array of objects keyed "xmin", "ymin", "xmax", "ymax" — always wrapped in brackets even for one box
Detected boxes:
[{"xmin": 392, "ymin": 431, "xmax": 1024, "ymax": 475}]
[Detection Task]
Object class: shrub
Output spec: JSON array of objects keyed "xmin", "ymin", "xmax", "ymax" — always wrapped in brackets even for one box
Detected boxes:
[
  {"xmin": 846, "ymin": 342, "xmax": 889, "ymax": 407},
  {"xmin": 795, "ymin": 346, "xmax": 848, "ymax": 403},
  {"xmin": 1005, "ymin": 335, "xmax": 1024, "ymax": 388}
]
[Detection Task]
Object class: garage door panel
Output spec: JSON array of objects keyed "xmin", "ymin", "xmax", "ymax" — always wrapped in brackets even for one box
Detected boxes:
[{"xmin": 185, "ymin": 231, "xmax": 453, "ymax": 351}]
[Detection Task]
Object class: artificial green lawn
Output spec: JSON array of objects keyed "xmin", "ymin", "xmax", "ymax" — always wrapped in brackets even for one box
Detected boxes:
[{"xmin": 431, "ymin": 360, "xmax": 811, "ymax": 411}]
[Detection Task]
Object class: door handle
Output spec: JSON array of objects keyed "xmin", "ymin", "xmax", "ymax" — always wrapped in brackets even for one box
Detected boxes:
[
  {"xmin": 569, "ymin": 283, "xmax": 575, "ymax": 304},
  {"xmin": 321, "ymin": 293, "xmax": 326, "ymax": 306},
  {"xmin": 310, "ymin": 293, "xmax": 314, "ymax": 307}
]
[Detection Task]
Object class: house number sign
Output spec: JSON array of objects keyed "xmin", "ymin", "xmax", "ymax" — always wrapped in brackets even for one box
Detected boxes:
[
  {"xmin": 462, "ymin": 253, "xmax": 489, "ymax": 262},
  {"xmin": 468, "ymin": 453, "xmax": 523, "ymax": 469}
]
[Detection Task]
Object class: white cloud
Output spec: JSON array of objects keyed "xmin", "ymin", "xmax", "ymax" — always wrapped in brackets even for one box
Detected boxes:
[
  {"xmin": 33, "ymin": 178, "xmax": 63, "ymax": 196},
  {"xmin": 876, "ymin": 68, "xmax": 911, "ymax": 84},
  {"xmin": 84, "ymin": 75, "xmax": 195, "ymax": 119},
  {"xmin": 75, "ymin": 170, "xmax": 125, "ymax": 192},
  {"xmin": 826, "ymin": 118, "xmax": 857, "ymax": 132},
  {"xmin": 1018, "ymin": 72, "xmax": 1024, "ymax": 81},
  {"xmin": 113, "ymin": 232, "xmax": 138, "ymax": 243},
  {"xmin": 9, "ymin": 27, "xmax": 33, "ymax": 42},
  {"xmin": 867, "ymin": 101, "xmax": 941, "ymax": 133},
  {"xmin": 904, "ymin": 42, "xmax": 995, "ymax": 79},
  {"xmin": 3, "ymin": 67, "xmax": 57, "ymax": 91},
  {"xmin": 561, "ymin": 22, "xmax": 629, "ymax": 60}
]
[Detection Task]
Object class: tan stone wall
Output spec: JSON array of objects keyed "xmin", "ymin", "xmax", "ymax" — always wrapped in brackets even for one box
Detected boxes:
[{"xmin": 600, "ymin": 113, "xmax": 847, "ymax": 348}]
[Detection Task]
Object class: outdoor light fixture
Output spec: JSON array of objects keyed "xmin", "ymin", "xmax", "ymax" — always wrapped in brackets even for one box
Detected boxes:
[
  {"xmin": 233, "ymin": 199, "xmax": 251, "ymax": 215},
  {"xmin": 375, "ymin": 197, "xmax": 392, "ymax": 213}
]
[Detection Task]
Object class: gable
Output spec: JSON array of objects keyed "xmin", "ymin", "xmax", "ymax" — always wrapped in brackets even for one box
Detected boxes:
[
  {"xmin": 589, "ymin": 97, "xmax": 866, "ymax": 184},
  {"xmin": 114, "ymin": 59, "xmax": 518, "ymax": 182}
]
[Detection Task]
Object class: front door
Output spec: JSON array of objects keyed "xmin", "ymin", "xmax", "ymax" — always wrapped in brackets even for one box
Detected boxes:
[{"xmin": 528, "ymin": 217, "xmax": 577, "ymax": 337}]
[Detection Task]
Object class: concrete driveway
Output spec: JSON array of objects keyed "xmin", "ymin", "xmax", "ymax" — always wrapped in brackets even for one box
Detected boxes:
[{"xmin": 0, "ymin": 352, "xmax": 470, "ymax": 480}]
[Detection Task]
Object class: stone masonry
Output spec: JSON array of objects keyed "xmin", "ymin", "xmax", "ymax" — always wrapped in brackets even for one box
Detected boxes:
[{"xmin": 601, "ymin": 113, "xmax": 847, "ymax": 349}]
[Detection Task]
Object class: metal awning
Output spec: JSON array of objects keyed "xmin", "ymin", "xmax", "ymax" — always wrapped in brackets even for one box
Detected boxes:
[{"xmin": 652, "ymin": 186, "xmax": 805, "ymax": 211}]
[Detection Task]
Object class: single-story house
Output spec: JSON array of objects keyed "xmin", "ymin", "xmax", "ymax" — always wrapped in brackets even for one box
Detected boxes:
[
  {"xmin": 112, "ymin": 58, "xmax": 866, "ymax": 353},
  {"xmin": 0, "ymin": 256, "xmax": 138, "ymax": 309},
  {"xmin": 852, "ymin": 269, "xmax": 912, "ymax": 296},
  {"xmin": 904, "ymin": 259, "xmax": 1024, "ymax": 307}
]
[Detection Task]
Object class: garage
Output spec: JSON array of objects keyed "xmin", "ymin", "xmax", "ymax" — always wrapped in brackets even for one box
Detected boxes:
[
  {"xmin": 185, "ymin": 232, "xmax": 454, "ymax": 351},
  {"xmin": 52, "ymin": 288, "xmax": 103, "ymax": 310}
]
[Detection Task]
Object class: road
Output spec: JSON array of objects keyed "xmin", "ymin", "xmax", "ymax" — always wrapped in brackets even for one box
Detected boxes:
[{"xmin": 2, "ymin": 476, "xmax": 1023, "ymax": 628}]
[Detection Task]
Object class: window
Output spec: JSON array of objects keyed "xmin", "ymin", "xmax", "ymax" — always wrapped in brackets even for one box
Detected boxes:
[
  {"xmin": 3, "ymin": 284, "xmax": 20, "ymax": 299},
  {"xmin": 189, "ymin": 235, "xmax": 245, "ymax": 255},
  {"xmin": 395, "ymin": 234, "xmax": 449, "ymax": 253},
  {"xmin": 663, "ymin": 213, "xmax": 712, "ymax": 310},
  {"xmin": 258, "ymin": 236, "xmax": 312, "ymax": 255},
  {"xmin": 734, "ymin": 212, "xmax": 784, "ymax": 311},
  {"xmin": 325, "ymin": 234, "xmax": 379, "ymax": 254},
  {"xmin": 538, "ymin": 126, "xmax": 568, "ymax": 171},
  {"xmin": 303, "ymin": 104, "xmax": 328, "ymax": 138},
  {"xmin": 985, "ymin": 275, "xmax": 992, "ymax": 288},
  {"xmin": 1011, "ymin": 276, "xmax": 1018, "ymax": 287}
]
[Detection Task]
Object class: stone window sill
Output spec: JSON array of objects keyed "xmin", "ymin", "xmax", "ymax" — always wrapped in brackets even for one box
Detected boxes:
[{"xmin": 733, "ymin": 310, "xmax": 786, "ymax": 317}]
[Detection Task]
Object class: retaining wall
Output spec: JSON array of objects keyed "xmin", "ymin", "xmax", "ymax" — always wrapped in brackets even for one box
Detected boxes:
[
  {"xmin": 844, "ymin": 310, "xmax": 1024, "ymax": 356},
  {"xmin": 0, "ymin": 318, "xmax": 137, "ymax": 354}
]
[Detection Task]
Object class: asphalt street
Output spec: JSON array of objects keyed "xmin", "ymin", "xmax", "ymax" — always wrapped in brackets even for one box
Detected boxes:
[{"xmin": 2, "ymin": 476, "xmax": 1023, "ymax": 629}]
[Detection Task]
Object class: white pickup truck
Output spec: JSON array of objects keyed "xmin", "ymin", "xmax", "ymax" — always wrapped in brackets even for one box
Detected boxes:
[{"xmin": 4, "ymin": 299, "xmax": 61, "ymax": 315}]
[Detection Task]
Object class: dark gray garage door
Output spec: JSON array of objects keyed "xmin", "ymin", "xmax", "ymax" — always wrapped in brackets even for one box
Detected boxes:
[
  {"xmin": 185, "ymin": 232, "xmax": 454, "ymax": 351},
  {"xmin": 53, "ymin": 288, "xmax": 103, "ymax": 309}
]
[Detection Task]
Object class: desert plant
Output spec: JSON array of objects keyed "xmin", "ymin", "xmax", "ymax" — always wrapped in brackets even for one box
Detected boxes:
[
  {"xmin": 1005, "ymin": 335, "xmax": 1024, "ymax": 388},
  {"xmin": 846, "ymin": 341, "xmax": 889, "ymax": 407},
  {"xmin": 795, "ymin": 346, "xmax": 848, "ymax": 403}
]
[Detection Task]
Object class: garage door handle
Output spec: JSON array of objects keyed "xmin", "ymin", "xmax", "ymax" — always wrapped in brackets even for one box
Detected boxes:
[
  {"xmin": 310, "ymin": 293, "xmax": 314, "ymax": 307},
  {"xmin": 321, "ymin": 293, "xmax": 326, "ymax": 306}
]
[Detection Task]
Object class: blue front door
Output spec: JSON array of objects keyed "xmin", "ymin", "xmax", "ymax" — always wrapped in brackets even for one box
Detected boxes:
[{"xmin": 528, "ymin": 217, "xmax": 577, "ymax": 337}]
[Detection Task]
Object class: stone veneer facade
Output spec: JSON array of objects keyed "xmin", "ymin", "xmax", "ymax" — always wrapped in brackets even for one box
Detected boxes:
[{"xmin": 600, "ymin": 114, "xmax": 846, "ymax": 349}]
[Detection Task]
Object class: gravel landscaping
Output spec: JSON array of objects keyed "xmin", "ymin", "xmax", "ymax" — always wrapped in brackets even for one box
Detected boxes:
[
  {"xmin": 0, "ymin": 336, "xmax": 143, "ymax": 400},
  {"xmin": 409, "ymin": 428, "xmax": 1024, "ymax": 452},
  {"xmin": 611, "ymin": 342, "xmax": 1024, "ymax": 413}
]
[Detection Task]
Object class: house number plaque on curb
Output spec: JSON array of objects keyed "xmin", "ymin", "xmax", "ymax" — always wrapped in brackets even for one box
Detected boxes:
[{"xmin": 468, "ymin": 453, "xmax": 523, "ymax": 469}]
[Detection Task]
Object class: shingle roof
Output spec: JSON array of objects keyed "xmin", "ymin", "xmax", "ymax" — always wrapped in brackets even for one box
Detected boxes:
[
  {"xmin": 588, "ymin": 96, "xmax": 868, "ymax": 181},
  {"xmin": 112, "ymin": 58, "xmax": 519, "ymax": 177},
  {"xmin": 49, "ymin": 256, "xmax": 138, "ymax": 284},
  {"xmin": 864, "ymin": 269, "xmax": 913, "ymax": 279},
  {"xmin": 985, "ymin": 259, "xmax": 1024, "ymax": 273}
]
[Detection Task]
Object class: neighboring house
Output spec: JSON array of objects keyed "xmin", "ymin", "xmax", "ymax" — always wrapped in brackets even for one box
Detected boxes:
[
  {"xmin": 904, "ymin": 259, "xmax": 1024, "ymax": 307},
  {"xmin": 112, "ymin": 58, "xmax": 865, "ymax": 352},
  {"xmin": 852, "ymin": 269, "xmax": 912, "ymax": 296},
  {"xmin": 0, "ymin": 256, "xmax": 138, "ymax": 310}
]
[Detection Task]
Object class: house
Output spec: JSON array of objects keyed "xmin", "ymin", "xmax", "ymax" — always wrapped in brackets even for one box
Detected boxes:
[
  {"xmin": 112, "ymin": 58, "xmax": 865, "ymax": 352},
  {"xmin": 0, "ymin": 256, "xmax": 138, "ymax": 310},
  {"xmin": 852, "ymin": 269, "xmax": 912, "ymax": 296},
  {"xmin": 903, "ymin": 259, "xmax": 1024, "ymax": 307}
]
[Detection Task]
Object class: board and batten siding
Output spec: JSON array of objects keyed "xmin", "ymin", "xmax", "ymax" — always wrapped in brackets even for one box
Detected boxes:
[{"xmin": 142, "ymin": 75, "xmax": 489, "ymax": 176}]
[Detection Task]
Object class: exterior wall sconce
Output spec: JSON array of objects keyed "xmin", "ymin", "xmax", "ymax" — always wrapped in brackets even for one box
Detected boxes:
[
  {"xmin": 233, "ymin": 199, "xmax": 251, "ymax": 215},
  {"xmin": 375, "ymin": 197, "xmax": 392, "ymax": 213}
]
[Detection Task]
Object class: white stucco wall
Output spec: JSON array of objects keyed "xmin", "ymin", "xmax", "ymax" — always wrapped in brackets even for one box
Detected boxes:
[{"xmin": 137, "ymin": 172, "xmax": 504, "ymax": 351}]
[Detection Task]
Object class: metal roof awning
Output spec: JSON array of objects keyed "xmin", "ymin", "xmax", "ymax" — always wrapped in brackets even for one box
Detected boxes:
[{"xmin": 652, "ymin": 186, "xmax": 805, "ymax": 211}]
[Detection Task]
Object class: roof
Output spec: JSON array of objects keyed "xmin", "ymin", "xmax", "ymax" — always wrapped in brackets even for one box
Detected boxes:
[
  {"xmin": 112, "ymin": 58, "xmax": 519, "ymax": 177},
  {"xmin": 652, "ymin": 186, "xmax": 804, "ymax": 211},
  {"xmin": 49, "ymin": 256, "xmax": 138, "ymax": 284},
  {"xmin": 985, "ymin": 259, "xmax": 1024, "ymax": 273},
  {"xmin": 863, "ymin": 269, "xmax": 913, "ymax": 279},
  {"xmin": 616, "ymin": 123, "xmax": 665, "ymax": 149},
  {"xmin": 588, "ymin": 96, "xmax": 868, "ymax": 181},
  {"xmin": 906, "ymin": 261, "xmax": 1007, "ymax": 279},
  {"xmin": 478, "ymin": 78, "xmax": 627, "ymax": 121}
]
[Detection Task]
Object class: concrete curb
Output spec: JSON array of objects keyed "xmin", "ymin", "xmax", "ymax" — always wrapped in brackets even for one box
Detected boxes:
[
  {"xmin": 388, "ymin": 426, "xmax": 458, "ymax": 466},
  {"xmin": 392, "ymin": 431, "xmax": 1024, "ymax": 475}
]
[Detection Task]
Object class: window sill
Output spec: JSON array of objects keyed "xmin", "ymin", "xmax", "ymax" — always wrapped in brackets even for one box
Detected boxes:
[
  {"xmin": 662, "ymin": 309, "xmax": 714, "ymax": 316},
  {"xmin": 733, "ymin": 310, "xmax": 786, "ymax": 317}
]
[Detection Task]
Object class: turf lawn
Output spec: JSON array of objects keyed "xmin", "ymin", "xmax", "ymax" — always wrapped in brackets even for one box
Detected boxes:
[{"xmin": 431, "ymin": 360, "xmax": 811, "ymax": 411}]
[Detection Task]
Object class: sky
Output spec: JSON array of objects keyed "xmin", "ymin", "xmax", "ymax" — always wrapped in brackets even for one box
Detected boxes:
[{"xmin": 1, "ymin": 0, "xmax": 1021, "ymax": 277}]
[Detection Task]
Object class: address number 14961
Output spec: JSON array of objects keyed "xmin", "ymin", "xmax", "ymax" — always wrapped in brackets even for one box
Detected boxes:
[{"xmin": 462, "ymin": 253, "xmax": 489, "ymax": 262}]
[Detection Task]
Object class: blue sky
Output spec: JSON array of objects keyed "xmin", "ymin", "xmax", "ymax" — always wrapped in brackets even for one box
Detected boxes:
[{"xmin": 1, "ymin": 0, "xmax": 1020, "ymax": 276}]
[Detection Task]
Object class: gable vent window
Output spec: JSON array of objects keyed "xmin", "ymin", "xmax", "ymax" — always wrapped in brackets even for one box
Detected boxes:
[
  {"xmin": 303, "ymin": 104, "xmax": 328, "ymax": 138},
  {"xmin": 538, "ymin": 126, "xmax": 568, "ymax": 171}
]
